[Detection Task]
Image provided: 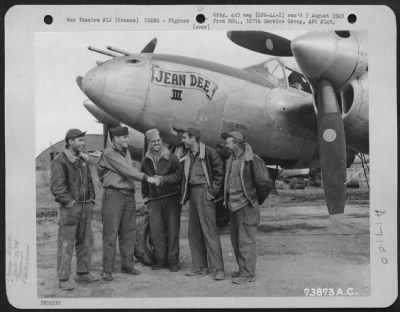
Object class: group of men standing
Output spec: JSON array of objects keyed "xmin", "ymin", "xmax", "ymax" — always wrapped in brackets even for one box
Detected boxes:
[{"xmin": 50, "ymin": 126, "xmax": 271, "ymax": 290}]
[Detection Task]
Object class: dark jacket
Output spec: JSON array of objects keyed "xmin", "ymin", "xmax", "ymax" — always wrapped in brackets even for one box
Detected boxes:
[
  {"xmin": 224, "ymin": 143, "xmax": 272, "ymax": 210},
  {"xmin": 50, "ymin": 148, "xmax": 95, "ymax": 206},
  {"xmin": 180, "ymin": 142, "xmax": 224, "ymax": 204},
  {"xmin": 141, "ymin": 146, "xmax": 182, "ymax": 201}
]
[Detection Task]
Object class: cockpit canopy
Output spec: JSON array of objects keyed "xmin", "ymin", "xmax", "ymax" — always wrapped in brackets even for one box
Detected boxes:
[{"xmin": 246, "ymin": 58, "xmax": 312, "ymax": 93}]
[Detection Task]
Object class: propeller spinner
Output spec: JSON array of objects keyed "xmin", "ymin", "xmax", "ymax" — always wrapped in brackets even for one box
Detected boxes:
[{"xmin": 228, "ymin": 30, "xmax": 352, "ymax": 214}]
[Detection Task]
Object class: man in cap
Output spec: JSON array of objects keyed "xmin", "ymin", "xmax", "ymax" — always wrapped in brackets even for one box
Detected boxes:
[
  {"xmin": 97, "ymin": 126, "xmax": 159, "ymax": 281},
  {"xmin": 180, "ymin": 128, "xmax": 225, "ymax": 281},
  {"xmin": 50, "ymin": 129, "xmax": 98, "ymax": 290},
  {"xmin": 222, "ymin": 131, "xmax": 271, "ymax": 284},
  {"xmin": 141, "ymin": 128, "xmax": 182, "ymax": 272}
]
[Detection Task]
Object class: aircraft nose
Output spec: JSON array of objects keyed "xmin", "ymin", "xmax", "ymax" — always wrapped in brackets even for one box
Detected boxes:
[
  {"xmin": 77, "ymin": 65, "xmax": 106, "ymax": 104},
  {"xmin": 291, "ymin": 32, "xmax": 358, "ymax": 87},
  {"xmin": 78, "ymin": 57, "xmax": 150, "ymax": 127}
]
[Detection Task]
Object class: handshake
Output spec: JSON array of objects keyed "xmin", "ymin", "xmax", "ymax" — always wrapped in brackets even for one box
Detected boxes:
[{"xmin": 147, "ymin": 175, "xmax": 162, "ymax": 186}]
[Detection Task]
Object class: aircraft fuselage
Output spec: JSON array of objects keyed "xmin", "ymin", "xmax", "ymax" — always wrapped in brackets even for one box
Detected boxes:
[{"xmin": 81, "ymin": 48, "xmax": 368, "ymax": 168}]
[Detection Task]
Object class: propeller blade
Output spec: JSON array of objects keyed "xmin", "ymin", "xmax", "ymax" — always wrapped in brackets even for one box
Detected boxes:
[
  {"xmin": 83, "ymin": 100, "xmax": 120, "ymax": 128},
  {"xmin": 267, "ymin": 167, "xmax": 280, "ymax": 196},
  {"xmin": 141, "ymin": 38, "xmax": 158, "ymax": 53},
  {"xmin": 227, "ymin": 31, "xmax": 293, "ymax": 56},
  {"xmin": 76, "ymin": 76, "xmax": 83, "ymax": 91},
  {"xmin": 103, "ymin": 123, "xmax": 109, "ymax": 149},
  {"xmin": 142, "ymin": 133, "xmax": 148, "ymax": 159},
  {"xmin": 317, "ymin": 79, "xmax": 347, "ymax": 214}
]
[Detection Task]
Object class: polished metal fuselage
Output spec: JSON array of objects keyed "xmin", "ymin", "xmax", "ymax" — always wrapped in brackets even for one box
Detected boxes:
[{"xmin": 81, "ymin": 34, "xmax": 368, "ymax": 168}]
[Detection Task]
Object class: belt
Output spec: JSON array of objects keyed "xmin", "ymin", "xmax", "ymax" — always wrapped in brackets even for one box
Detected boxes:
[
  {"xmin": 189, "ymin": 183, "xmax": 207, "ymax": 188},
  {"xmin": 148, "ymin": 191, "xmax": 179, "ymax": 202},
  {"xmin": 75, "ymin": 200, "xmax": 94, "ymax": 204},
  {"xmin": 105, "ymin": 187, "xmax": 135, "ymax": 195}
]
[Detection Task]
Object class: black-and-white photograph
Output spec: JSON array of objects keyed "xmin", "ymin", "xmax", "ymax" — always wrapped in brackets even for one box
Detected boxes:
[
  {"xmin": 5, "ymin": 5, "xmax": 397, "ymax": 309},
  {"xmin": 35, "ymin": 29, "xmax": 371, "ymax": 297}
]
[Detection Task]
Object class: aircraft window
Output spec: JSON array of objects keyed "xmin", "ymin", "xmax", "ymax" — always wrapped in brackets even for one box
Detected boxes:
[
  {"xmin": 261, "ymin": 60, "xmax": 286, "ymax": 87},
  {"xmin": 264, "ymin": 60, "xmax": 284, "ymax": 79},
  {"xmin": 126, "ymin": 59, "xmax": 141, "ymax": 64},
  {"xmin": 286, "ymin": 68, "xmax": 312, "ymax": 94},
  {"xmin": 335, "ymin": 31, "xmax": 350, "ymax": 38}
]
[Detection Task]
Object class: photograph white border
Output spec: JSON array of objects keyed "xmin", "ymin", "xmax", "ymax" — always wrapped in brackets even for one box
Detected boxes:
[{"xmin": 5, "ymin": 4, "xmax": 397, "ymax": 309}]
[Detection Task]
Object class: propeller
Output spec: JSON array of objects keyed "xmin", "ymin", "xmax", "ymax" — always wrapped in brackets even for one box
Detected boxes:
[
  {"xmin": 142, "ymin": 135, "xmax": 148, "ymax": 160},
  {"xmin": 103, "ymin": 123, "xmax": 109, "ymax": 149},
  {"xmin": 228, "ymin": 30, "xmax": 349, "ymax": 214},
  {"xmin": 316, "ymin": 80, "xmax": 346, "ymax": 214},
  {"xmin": 227, "ymin": 31, "xmax": 292, "ymax": 56},
  {"xmin": 141, "ymin": 38, "xmax": 158, "ymax": 53}
]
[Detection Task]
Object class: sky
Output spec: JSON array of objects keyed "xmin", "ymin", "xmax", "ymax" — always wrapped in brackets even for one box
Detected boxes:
[{"xmin": 35, "ymin": 30, "xmax": 305, "ymax": 156}]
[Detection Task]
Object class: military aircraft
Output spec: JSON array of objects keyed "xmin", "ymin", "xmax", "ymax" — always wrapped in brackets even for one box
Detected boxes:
[{"xmin": 77, "ymin": 30, "xmax": 368, "ymax": 215}]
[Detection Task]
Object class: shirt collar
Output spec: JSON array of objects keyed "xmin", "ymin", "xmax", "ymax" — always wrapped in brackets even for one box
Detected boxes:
[
  {"xmin": 229, "ymin": 143, "xmax": 254, "ymax": 162},
  {"xmin": 232, "ymin": 149, "xmax": 244, "ymax": 160},
  {"xmin": 112, "ymin": 144, "xmax": 127, "ymax": 157},
  {"xmin": 190, "ymin": 144, "xmax": 199, "ymax": 156}
]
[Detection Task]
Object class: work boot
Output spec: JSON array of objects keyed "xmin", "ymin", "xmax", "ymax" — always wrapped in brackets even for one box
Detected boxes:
[
  {"xmin": 59, "ymin": 280, "xmax": 74, "ymax": 290},
  {"xmin": 75, "ymin": 273, "xmax": 100, "ymax": 283},
  {"xmin": 151, "ymin": 264, "xmax": 164, "ymax": 270},
  {"xmin": 214, "ymin": 270, "xmax": 225, "ymax": 281},
  {"xmin": 169, "ymin": 264, "xmax": 180, "ymax": 272},
  {"xmin": 151, "ymin": 261, "xmax": 166, "ymax": 270},
  {"xmin": 122, "ymin": 267, "xmax": 141, "ymax": 275},
  {"xmin": 232, "ymin": 276, "xmax": 256, "ymax": 285},
  {"xmin": 185, "ymin": 268, "xmax": 209, "ymax": 276},
  {"xmin": 231, "ymin": 271, "xmax": 240, "ymax": 278},
  {"xmin": 102, "ymin": 272, "xmax": 113, "ymax": 281}
]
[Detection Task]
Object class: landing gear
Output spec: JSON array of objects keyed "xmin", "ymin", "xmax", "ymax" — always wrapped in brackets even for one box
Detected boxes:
[{"xmin": 135, "ymin": 214, "xmax": 155, "ymax": 266}]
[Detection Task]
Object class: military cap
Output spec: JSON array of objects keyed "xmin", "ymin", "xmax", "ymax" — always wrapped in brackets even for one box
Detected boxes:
[
  {"xmin": 221, "ymin": 131, "xmax": 245, "ymax": 143},
  {"xmin": 65, "ymin": 128, "xmax": 86, "ymax": 142},
  {"xmin": 185, "ymin": 127, "xmax": 201, "ymax": 139},
  {"xmin": 110, "ymin": 126, "xmax": 128, "ymax": 138},
  {"xmin": 145, "ymin": 128, "xmax": 160, "ymax": 141}
]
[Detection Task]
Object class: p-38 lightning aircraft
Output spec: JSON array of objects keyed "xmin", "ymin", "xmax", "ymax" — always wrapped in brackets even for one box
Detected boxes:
[{"xmin": 77, "ymin": 30, "xmax": 368, "ymax": 215}]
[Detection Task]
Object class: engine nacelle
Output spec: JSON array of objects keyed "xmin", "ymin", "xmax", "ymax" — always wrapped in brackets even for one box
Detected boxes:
[{"xmin": 341, "ymin": 72, "xmax": 369, "ymax": 153}]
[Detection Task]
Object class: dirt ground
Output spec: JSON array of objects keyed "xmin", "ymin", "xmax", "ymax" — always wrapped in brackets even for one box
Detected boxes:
[{"xmin": 36, "ymin": 170, "xmax": 370, "ymax": 298}]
